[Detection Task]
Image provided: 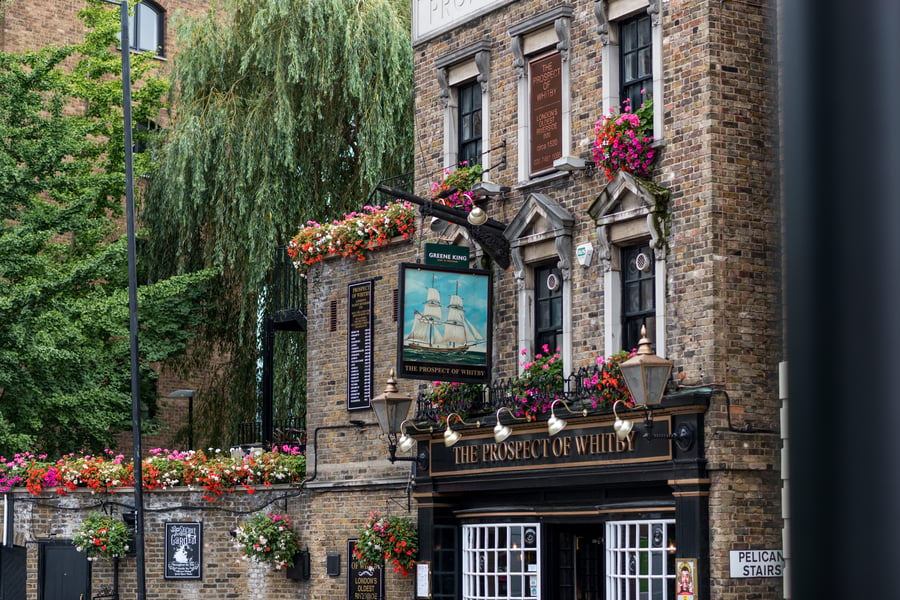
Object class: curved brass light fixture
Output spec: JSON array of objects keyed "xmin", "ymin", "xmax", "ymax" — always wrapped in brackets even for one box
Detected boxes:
[
  {"xmin": 612, "ymin": 400, "xmax": 635, "ymax": 441},
  {"xmin": 547, "ymin": 399, "xmax": 589, "ymax": 436},
  {"xmin": 467, "ymin": 206, "xmax": 488, "ymax": 226},
  {"xmin": 493, "ymin": 407, "xmax": 529, "ymax": 443},
  {"xmin": 443, "ymin": 413, "xmax": 466, "ymax": 447},
  {"xmin": 397, "ymin": 419, "xmax": 434, "ymax": 453}
]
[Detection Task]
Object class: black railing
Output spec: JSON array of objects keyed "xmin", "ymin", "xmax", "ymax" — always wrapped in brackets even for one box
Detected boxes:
[
  {"xmin": 270, "ymin": 245, "xmax": 307, "ymax": 324},
  {"xmin": 237, "ymin": 417, "xmax": 307, "ymax": 451},
  {"xmin": 366, "ymin": 172, "xmax": 414, "ymax": 206},
  {"xmin": 413, "ymin": 364, "xmax": 622, "ymax": 423}
]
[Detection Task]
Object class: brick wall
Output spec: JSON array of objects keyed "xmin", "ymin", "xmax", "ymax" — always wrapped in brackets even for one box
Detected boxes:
[{"xmin": 9, "ymin": 481, "xmax": 416, "ymax": 599}]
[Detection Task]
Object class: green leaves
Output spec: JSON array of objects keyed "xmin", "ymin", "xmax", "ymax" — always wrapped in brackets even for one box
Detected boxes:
[
  {"xmin": 0, "ymin": 1, "xmax": 213, "ymax": 458},
  {"xmin": 141, "ymin": 0, "xmax": 415, "ymax": 444}
]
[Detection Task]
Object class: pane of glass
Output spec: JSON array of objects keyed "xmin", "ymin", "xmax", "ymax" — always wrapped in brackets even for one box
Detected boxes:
[
  {"xmin": 537, "ymin": 301, "xmax": 551, "ymax": 328},
  {"xmin": 137, "ymin": 5, "xmax": 158, "ymax": 52},
  {"xmin": 639, "ymin": 16, "xmax": 652, "ymax": 45},
  {"xmin": 460, "ymin": 87, "xmax": 472, "ymax": 113},
  {"xmin": 625, "ymin": 53, "xmax": 636, "ymax": 82},
  {"xmin": 639, "ymin": 48, "xmax": 652, "ymax": 78},
  {"xmin": 625, "ymin": 284, "xmax": 640, "ymax": 313},
  {"xmin": 641, "ymin": 280, "xmax": 654, "ymax": 310},
  {"xmin": 550, "ymin": 298, "xmax": 562, "ymax": 328},
  {"xmin": 472, "ymin": 111, "xmax": 482, "ymax": 137},
  {"xmin": 472, "ymin": 84, "xmax": 482, "ymax": 109},
  {"xmin": 462, "ymin": 114, "xmax": 473, "ymax": 140},
  {"xmin": 622, "ymin": 20, "xmax": 635, "ymax": 51}
]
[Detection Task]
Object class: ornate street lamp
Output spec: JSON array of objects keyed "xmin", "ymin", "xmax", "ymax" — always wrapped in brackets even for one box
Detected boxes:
[
  {"xmin": 619, "ymin": 325, "xmax": 674, "ymax": 407},
  {"xmin": 370, "ymin": 370, "xmax": 429, "ymax": 469},
  {"xmin": 615, "ymin": 326, "xmax": 695, "ymax": 451}
]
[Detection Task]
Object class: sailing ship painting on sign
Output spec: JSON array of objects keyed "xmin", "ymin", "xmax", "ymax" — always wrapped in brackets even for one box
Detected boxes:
[{"xmin": 397, "ymin": 263, "xmax": 492, "ymax": 383}]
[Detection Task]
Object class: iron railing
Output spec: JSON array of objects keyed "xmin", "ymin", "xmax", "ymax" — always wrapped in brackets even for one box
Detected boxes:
[
  {"xmin": 413, "ymin": 363, "xmax": 626, "ymax": 424},
  {"xmin": 237, "ymin": 416, "xmax": 307, "ymax": 450}
]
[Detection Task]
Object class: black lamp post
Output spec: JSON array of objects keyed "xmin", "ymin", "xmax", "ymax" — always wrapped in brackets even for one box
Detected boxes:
[{"xmin": 370, "ymin": 370, "xmax": 428, "ymax": 469}]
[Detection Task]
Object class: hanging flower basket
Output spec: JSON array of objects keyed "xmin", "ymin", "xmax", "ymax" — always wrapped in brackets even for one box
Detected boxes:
[
  {"xmin": 234, "ymin": 512, "xmax": 302, "ymax": 570},
  {"xmin": 592, "ymin": 94, "xmax": 655, "ymax": 181},
  {"xmin": 430, "ymin": 162, "xmax": 484, "ymax": 211},
  {"xmin": 73, "ymin": 513, "xmax": 130, "ymax": 560},
  {"xmin": 353, "ymin": 511, "xmax": 418, "ymax": 577}
]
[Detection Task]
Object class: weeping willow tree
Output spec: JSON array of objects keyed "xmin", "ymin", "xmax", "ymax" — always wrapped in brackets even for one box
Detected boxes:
[{"xmin": 142, "ymin": 0, "xmax": 414, "ymax": 446}]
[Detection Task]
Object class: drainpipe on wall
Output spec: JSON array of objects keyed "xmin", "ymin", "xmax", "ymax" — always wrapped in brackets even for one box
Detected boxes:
[{"xmin": 779, "ymin": 361, "xmax": 790, "ymax": 599}]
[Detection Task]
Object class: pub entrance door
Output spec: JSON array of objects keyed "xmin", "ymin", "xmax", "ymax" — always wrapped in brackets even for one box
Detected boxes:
[{"xmin": 547, "ymin": 524, "xmax": 604, "ymax": 600}]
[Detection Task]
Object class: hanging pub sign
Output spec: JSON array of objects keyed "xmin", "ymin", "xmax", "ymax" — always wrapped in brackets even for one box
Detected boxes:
[
  {"xmin": 397, "ymin": 263, "xmax": 492, "ymax": 384},
  {"xmin": 348, "ymin": 540, "xmax": 384, "ymax": 600},
  {"xmin": 164, "ymin": 522, "xmax": 202, "ymax": 579},
  {"xmin": 347, "ymin": 280, "xmax": 374, "ymax": 411}
]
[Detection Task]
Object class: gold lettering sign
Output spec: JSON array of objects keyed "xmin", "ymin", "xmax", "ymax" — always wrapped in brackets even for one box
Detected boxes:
[
  {"xmin": 430, "ymin": 420, "xmax": 674, "ymax": 476},
  {"xmin": 529, "ymin": 52, "xmax": 563, "ymax": 174}
]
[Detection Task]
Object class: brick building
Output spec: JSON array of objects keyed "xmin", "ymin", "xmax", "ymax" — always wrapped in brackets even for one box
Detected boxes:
[
  {"xmin": 299, "ymin": 0, "xmax": 783, "ymax": 598},
  {"xmin": 1, "ymin": 0, "xmax": 784, "ymax": 599}
]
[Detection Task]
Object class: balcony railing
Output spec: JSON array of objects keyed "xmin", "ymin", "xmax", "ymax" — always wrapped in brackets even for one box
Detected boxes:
[
  {"xmin": 237, "ymin": 417, "xmax": 307, "ymax": 450},
  {"xmin": 412, "ymin": 363, "xmax": 624, "ymax": 423}
]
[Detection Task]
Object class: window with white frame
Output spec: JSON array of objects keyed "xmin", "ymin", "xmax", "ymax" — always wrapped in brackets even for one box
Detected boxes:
[
  {"xmin": 605, "ymin": 519, "xmax": 676, "ymax": 600},
  {"xmin": 458, "ymin": 79, "xmax": 483, "ymax": 167},
  {"xmin": 588, "ymin": 172, "xmax": 668, "ymax": 359},
  {"xmin": 621, "ymin": 242, "xmax": 656, "ymax": 352},
  {"xmin": 506, "ymin": 193, "xmax": 574, "ymax": 376},
  {"xmin": 597, "ymin": 0, "xmax": 663, "ymax": 139},
  {"xmin": 437, "ymin": 43, "xmax": 492, "ymax": 171},
  {"xmin": 510, "ymin": 6, "xmax": 573, "ymax": 180},
  {"xmin": 129, "ymin": 0, "xmax": 165, "ymax": 56},
  {"xmin": 463, "ymin": 523, "xmax": 541, "ymax": 600}
]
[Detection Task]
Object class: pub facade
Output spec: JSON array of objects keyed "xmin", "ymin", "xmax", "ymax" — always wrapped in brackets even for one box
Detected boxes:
[{"xmin": 303, "ymin": 0, "xmax": 782, "ymax": 598}]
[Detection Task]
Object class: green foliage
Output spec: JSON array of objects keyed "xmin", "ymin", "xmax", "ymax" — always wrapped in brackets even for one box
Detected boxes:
[
  {"xmin": 0, "ymin": 0, "xmax": 215, "ymax": 458},
  {"xmin": 142, "ymin": 0, "xmax": 415, "ymax": 445}
]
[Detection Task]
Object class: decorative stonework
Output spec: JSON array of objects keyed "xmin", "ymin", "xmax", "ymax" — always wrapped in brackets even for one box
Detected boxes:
[{"xmin": 588, "ymin": 170, "xmax": 669, "ymax": 272}]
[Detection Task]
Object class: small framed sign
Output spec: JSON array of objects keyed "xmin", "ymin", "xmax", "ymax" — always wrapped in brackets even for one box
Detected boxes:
[
  {"xmin": 164, "ymin": 522, "xmax": 202, "ymax": 579},
  {"xmin": 675, "ymin": 558, "xmax": 697, "ymax": 599},
  {"xmin": 416, "ymin": 562, "xmax": 431, "ymax": 598}
]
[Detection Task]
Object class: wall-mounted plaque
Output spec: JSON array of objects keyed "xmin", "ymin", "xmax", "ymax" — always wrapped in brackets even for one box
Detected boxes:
[
  {"xmin": 529, "ymin": 51, "xmax": 563, "ymax": 174},
  {"xmin": 164, "ymin": 522, "xmax": 202, "ymax": 579},
  {"xmin": 348, "ymin": 539, "xmax": 383, "ymax": 600},
  {"xmin": 347, "ymin": 280, "xmax": 374, "ymax": 411}
]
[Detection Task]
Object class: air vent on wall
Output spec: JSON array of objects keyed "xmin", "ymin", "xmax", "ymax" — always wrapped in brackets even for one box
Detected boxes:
[
  {"xmin": 634, "ymin": 252, "xmax": 652, "ymax": 273},
  {"xmin": 546, "ymin": 272, "xmax": 560, "ymax": 292}
]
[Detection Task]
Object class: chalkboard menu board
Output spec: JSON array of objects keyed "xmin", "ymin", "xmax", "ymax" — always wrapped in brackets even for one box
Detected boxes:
[
  {"xmin": 348, "ymin": 540, "xmax": 384, "ymax": 600},
  {"xmin": 347, "ymin": 281, "xmax": 374, "ymax": 411},
  {"xmin": 164, "ymin": 522, "xmax": 202, "ymax": 579},
  {"xmin": 529, "ymin": 51, "xmax": 563, "ymax": 174}
]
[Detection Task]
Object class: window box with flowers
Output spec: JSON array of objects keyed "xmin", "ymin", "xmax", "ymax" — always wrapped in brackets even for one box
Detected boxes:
[
  {"xmin": 234, "ymin": 512, "xmax": 302, "ymax": 571},
  {"xmin": 423, "ymin": 381, "xmax": 484, "ymax": 422},
  {"xmin": 0, "ymin": 446, "xmax": 306, "ymax": 500},
  {"xmin": 510, "ymin": 347, "xmax": 636, "ymax": 418},
  {"xmin": 286, "ymin": 201, "xmax": 416, "ymax": 269},
  {"xmin": 511, "ymin": 345, "xmax": 564, "ymax": 419},
  {"xmin": 430, "ymin": 162, "xmax": 484, "ymax": 211},
  {"xmin": 592, "ymin": 94, "xmax": 656, "ymax": 181},
  {"xmin": 73, "ymin": 513, "xmax": 131, "ymax": 560},
  {"xmin": 585, "ymin": 350, "xmax": 635, "ymax": 409},
  {"xmin": 353, "ymin": 511, "xmax": 418, "ymax": 577}
]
